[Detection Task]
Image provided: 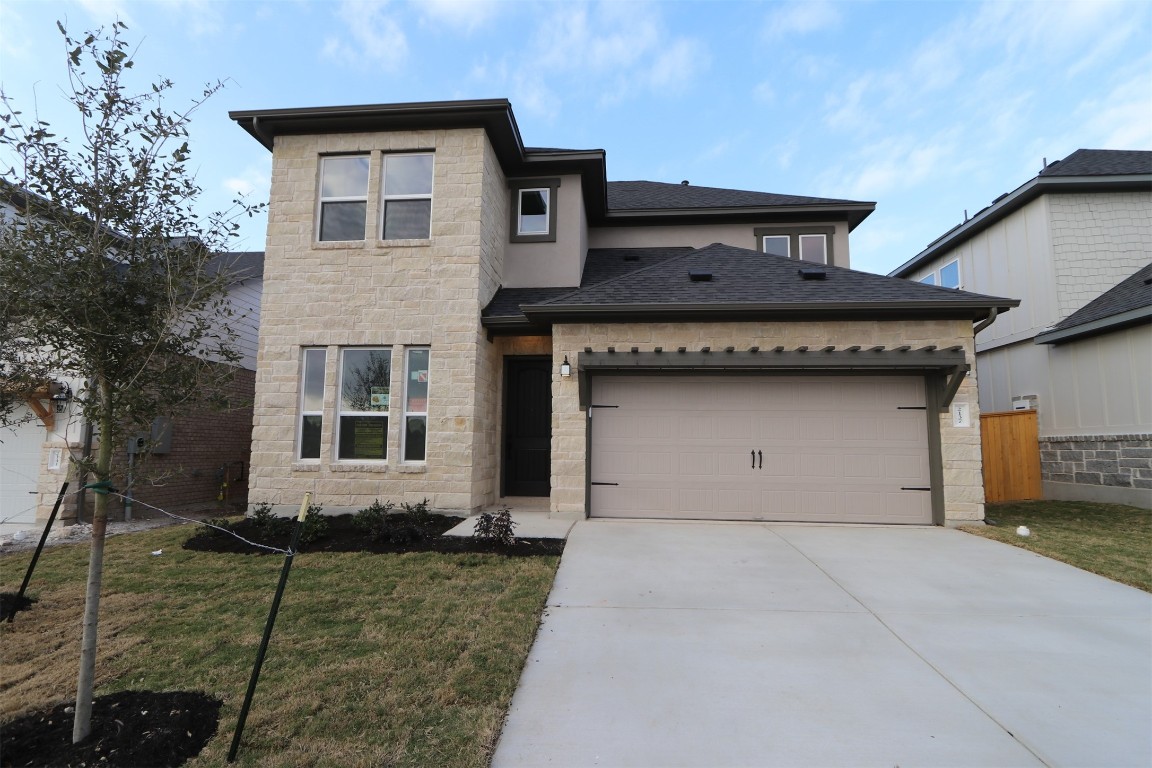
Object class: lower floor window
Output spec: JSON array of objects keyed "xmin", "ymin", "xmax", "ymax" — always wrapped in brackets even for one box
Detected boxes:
[
  {"xmin": 403, "ymin": 348, "xmax": 430, "ymax": 461},
  {"xmin": 338, "ymin": 348, "xmax": 392, "ymax": 460}
]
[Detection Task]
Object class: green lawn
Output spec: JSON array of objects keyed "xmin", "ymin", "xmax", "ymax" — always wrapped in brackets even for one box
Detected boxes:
[
  {"xmin": 1, "ymin": 523, "xmax": 560, "ymax": 767},
  {"xmin": 962, "ymin": 500, "xmax": 1152, "ymax": 592}
]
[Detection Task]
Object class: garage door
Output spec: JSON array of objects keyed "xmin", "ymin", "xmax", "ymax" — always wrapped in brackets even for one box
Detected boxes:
[
  {"xmin": 589, "ymin": 375, "xmax": 932, "ymax": 524},
  {"xmin": 0, "ymin": 408, "xmax": 45, "ymax": 535}
]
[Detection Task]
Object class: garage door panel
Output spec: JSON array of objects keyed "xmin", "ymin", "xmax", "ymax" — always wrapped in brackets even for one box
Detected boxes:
[{"xmin": 590, "ymin": 375, "xmax": 933, "ymax": 524}]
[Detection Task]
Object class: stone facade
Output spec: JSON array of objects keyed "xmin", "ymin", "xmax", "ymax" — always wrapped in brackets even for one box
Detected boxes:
[
  {"xmin": 551, "ymin": 319, "xmax": 985, "ymax": 524},
  {"xmin": 1040, "ymin": 434, "xmax": 1152, "ymax": 504},
  {"xmin": 251, "ymin": 127, "xmax": 508, "ymax": 514}
]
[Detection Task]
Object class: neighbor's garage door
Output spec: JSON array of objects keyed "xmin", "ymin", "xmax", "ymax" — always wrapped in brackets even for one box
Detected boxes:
[
  {"xmin": 589, "ymin": 375, "xmax": 932, "ymax": 524},
  {"xmin": 0, "ymin": 407, "xmax": 44, "ymax": 535}
]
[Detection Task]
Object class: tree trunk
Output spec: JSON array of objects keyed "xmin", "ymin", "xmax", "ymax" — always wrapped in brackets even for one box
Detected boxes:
[{"xmin": 72, "ymin": 379, "xmax": 113, "ymax": 744}]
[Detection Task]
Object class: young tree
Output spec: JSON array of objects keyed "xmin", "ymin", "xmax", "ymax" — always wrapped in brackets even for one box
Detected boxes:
[{"xmin": 0, "ymin": 22, "xmax": 260, "ymax": 743}]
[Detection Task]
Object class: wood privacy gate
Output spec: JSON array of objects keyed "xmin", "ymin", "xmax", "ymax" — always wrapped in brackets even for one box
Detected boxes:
[{"xmin": 980, "ymin": 410, "xmax": 1043, "ymax": 502}]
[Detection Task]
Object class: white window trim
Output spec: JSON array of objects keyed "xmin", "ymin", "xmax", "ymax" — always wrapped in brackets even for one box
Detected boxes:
[
  {"xmin": 920, "ymin": 259, "xmax": 962, "ymax": 289},
  {"xmin": 380, "ymin": 152, "xmax": 434, "ymax": 241},
  {"xmin": 401, "ymin": 347, "xmax": 430, "ymax": 464},
  {"xmin": 316, "ymin": 155, "xmax": 369, "ymax": 242},
  {"xmin": 297, "ymin": 348, "xmax": 326, "ymax": 462},
  {"xmin": 762, "ymin": 235, "xmax": 790, "ymax": 258},
  {"xmin": 517, "ymin": 187, "xmax": 551, "ymax": 236},
  {"xmin": 798, "ymin": 233, "xmax": 828, "ymax": 264},
  {"xmin": 335, "ymin": 347, "xmax": 392, "ymax": 463}
]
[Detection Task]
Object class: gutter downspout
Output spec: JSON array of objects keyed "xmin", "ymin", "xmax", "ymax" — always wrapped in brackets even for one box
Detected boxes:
[{"xmin": 973, "ymin": 307, "xmax": 998, "ymax": 336}]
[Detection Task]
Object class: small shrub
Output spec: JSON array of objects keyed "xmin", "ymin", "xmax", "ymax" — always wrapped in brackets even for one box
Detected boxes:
[
  {"xmin": 353, "ymin": 499, "xmax": 395, "ymax": 539},
  {"xmin": 379, "ymin": 521, "xmax": 423, "ymax": 546},
  {"xmin": 473, "ymin": 507, "xmax": 517, "ymax": 547},
  {"xmin": 202, "ymin": 517, "xmax": 235, "ymax": 539},
  {"xmin": 249, "ymin": 502, "xmax": 291, "ymax": 538},
  {"xmin": 401, "ymin": 497, "xmax": 432, "ymax": 526},
  {"xmin": 298, "ymin": 504, "xmax": 328, "ymax": 546}
]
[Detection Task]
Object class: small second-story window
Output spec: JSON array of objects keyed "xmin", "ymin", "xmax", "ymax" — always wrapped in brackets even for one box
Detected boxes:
[
  {"xmin": 798, "ymin": 234, "xmax": 828, "ymax": 264},
  {"xmin": 298, "ymin": 348, "xmax": 326, "ymax": 460},
  {"xmin": 318, "ymin": 156, "xmax": 369, "ymax": 241},
  {"xmin": 919, "ymin": 274, "xmax": 937, "ymax": 286},
  {"xmin": 382, "ymin": 153, "xmax": 434, "ymax": 239},
  {"xmin": 518, "ymin": 189, "xmax": 550, "ymax": 235},
  {"xmin": 762, "ymin": 235, "xmax": 790, "ymax": 258},
  {"xmin": 939, "ymin": 260, "xmax": 961, "ymax": 289}
]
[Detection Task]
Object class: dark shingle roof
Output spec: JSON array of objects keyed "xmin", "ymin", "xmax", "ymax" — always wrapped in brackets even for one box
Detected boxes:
[
  {"xmin": 607, "ymin": 181, "xmax": 866, "ymax": 211},
  {"xmin": 532, "ymin": 244, "xmax": 1012, "ymax": 311},
  {"xmin": 1036, "ymin": 263, "xmax": 1152, "ymax": 344},
  {"xmin": 1039, "ymin": 149, "xmax": 1152, "ymax": 177},
  {"xmin": 482, "ymin": 248, "xmax": 689, "ymax": 320},
  {"xmin": 481, "ymin": 244, "xmax": 1016, "ymax": 327}
]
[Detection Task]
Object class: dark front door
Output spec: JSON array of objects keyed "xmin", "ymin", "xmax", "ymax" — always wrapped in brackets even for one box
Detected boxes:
[{"xmin": 504, "ymin": 357, "xmax": 552, "ymax": 497}]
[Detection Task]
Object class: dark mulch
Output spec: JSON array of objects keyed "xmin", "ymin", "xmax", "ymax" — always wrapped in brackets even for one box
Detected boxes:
[
  {"xmin": 1, "ymin": 592, "xmax": 37, "ymax": 622},
  {"xmin": 0, "ymin": 690, "xmax": 221, "ymax": 768},
  {"xmin": 182, "ymin": 512, "xmax": 565, "ymax": 557}
]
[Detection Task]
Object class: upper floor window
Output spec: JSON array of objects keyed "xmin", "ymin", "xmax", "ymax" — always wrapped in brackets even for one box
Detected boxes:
[
  {"xmin": 318, "ymin": 156, "xmax": 369, "ymax": 241},
  {"xmin": 755, "ymin": 226, "xmax": 834, "ymax": 265},
  {"xmin": 382, "ymin": 153, "xmax": 434, "ymax": 240},
  {"xmin": 919, "ymin": 259, "xmax": 961, "ymax": 289},
  {"xmin": 509, "ymin": 178, "xmax": 560, "ymax": 243}
]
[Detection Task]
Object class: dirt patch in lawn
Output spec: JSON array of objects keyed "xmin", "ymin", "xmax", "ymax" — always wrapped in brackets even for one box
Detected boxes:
[
  {"xmin": 1, "ymin": 690, "xmax": 220, "ymax": 767},
  {"xmin": 181, "ymin": 512, "xmax": 566, "ymax": 557}
]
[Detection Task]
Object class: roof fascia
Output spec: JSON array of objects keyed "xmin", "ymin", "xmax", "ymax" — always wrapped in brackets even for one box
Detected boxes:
[
  {"xmin": 891, "ymin": 173, "xmax": 1152, "ymax": 277},
  {"xmin": 522, "ymin": 298, "xmax": 1018, "ymax": 324},
  {"xmin": 597, "ymin": 203, "xmax": 876, "ymax": 230},
  {"xmin": 1034, "ymin": 306, "xmax": 1152, "ymax": 345}
]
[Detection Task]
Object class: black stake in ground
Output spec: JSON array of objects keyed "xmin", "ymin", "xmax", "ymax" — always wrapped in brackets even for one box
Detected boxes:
[
  {"xmin": 228, "ymin": 493, "xmax": 311, "ymax": 763},
  {"xmin": 11, "ymin": 482, "xmax": 70, "ymax": 617}
]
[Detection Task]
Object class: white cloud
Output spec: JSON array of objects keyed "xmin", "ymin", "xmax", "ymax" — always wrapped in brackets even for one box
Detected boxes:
[
  {"xmin": 222, "ymin": 164, "xmax": 269, "ymax": 199},
  {"xmin": 76, "ymin": 0, "xmax": 136, "ymax": 27},
  {"xmin": 752, "ymin": 79, "xmax": 775, "ymax": 103},
  {"xmin": 416, "ymin": 0, "xmax": 501, "ymax": 33},
  {"xmin": 323, "ymin": 0, "xmax": 408, "ymax": 71},
  {"xmin": 763, "ymin": 0, "xmax": 840, "ymax": 40},
  {"xmin": 832, "ymin": 134, "xmax": 961, "ymax": 200}
]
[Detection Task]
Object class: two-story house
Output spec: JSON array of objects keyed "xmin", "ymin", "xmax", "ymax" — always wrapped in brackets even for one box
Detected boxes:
[
  {"xmin": 890, "ymin": 149, "xmax": 1151, "ymax": 508},
  {"xmin": 231, "ymin": 98, "xmax": 1016, "ymax": 526},
  {"xmin": 0, "ymin": 182, "xmax": 263, "ymax": 535}
]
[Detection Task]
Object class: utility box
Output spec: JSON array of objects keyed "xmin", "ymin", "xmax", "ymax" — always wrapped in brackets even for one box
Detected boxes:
[{"xmin": 126, "ymin": 418, "xmax": 173, "ymax": 454}]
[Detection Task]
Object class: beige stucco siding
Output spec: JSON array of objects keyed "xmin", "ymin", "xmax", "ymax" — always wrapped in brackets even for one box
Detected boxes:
[
  {"xmin": 503, "ymin": 174, "xmax": 587, "ymax": 288},
  {"xmin": 252, "ymin": 128, "xmax": 498, "ymax": 512},
  {"xmin": 588, "ymin": 221, "xmax": 852, "ymax": 268},
  {"xmin": 551, "ymin": 320, "xmax": 984, "ymax": 523}
]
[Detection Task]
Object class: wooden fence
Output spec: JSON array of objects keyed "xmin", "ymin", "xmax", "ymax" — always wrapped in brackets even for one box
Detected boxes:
[{"xmin": 980, "ymin": 410, "xmax": 1043, "ymax": 503}]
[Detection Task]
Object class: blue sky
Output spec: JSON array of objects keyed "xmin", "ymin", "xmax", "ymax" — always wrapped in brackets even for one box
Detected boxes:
[{"xmin": 2, "ymin": 0, "xmax": 1149, "ymax": 274}]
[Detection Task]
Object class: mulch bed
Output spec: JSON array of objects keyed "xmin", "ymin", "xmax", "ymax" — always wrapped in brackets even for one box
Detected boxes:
[
  {"xmin": 1, "ymin": 690, "xmax": 221, "ymax": 768},
  {"xmin": 181, "ymin": 512, "xmax": 566, "ymax": 557},
  {"xmin": 0, "ymin": 593, "xmax": 36, "ymax": 622}
]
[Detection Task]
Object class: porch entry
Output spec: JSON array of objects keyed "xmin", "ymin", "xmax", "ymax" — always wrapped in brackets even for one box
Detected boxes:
[{"xmin": 504, "ymin": 356, "xmax": 552, "ymax": 497}]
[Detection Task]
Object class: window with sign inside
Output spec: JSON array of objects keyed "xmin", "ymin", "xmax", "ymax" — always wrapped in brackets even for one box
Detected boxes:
[
  {"xmin": 403, "ymin": 349, "xmax": 429, "ymax": 462},
  {"xmin": 337, "ymin": 348, "xmax": 392, "ymax": 461}
]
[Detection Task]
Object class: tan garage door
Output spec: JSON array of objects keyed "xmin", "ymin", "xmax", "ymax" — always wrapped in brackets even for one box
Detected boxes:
[{"xmin": 589, "ymin": 375, "xmax": 932, "ymax": 524}]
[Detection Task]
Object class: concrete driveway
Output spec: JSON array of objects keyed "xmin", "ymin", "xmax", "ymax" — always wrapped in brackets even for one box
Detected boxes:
[{"xmin": 492, "ymin": 520, "xmax": 1152, "ymax": 767}]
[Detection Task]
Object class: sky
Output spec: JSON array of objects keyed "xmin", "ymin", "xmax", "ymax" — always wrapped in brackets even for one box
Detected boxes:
[{"xmin": 1, "ymin": 0, "xmax": 1149, "ymax": 275}]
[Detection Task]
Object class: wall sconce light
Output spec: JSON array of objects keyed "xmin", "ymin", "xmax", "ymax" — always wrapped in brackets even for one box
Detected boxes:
[
  {"xmin": 50, "ymin": 381, "xmax": 73, "ymax": 413},
  {"xmin": 559, "ymin": 356, "xmax": 571, "ymax": 377}
]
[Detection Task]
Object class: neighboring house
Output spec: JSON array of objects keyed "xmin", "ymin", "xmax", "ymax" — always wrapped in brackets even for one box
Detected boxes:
[
  {"xmin": 889, "ymin": 149, "xmax": 1151, "ymax": 508},
  {"xmin": 230, "ymin": 98, "xmax": 1016, "ymax": 526},
  {"xmin": 0, "ymin": 181, "xmax": 263, "ymax": 535}
]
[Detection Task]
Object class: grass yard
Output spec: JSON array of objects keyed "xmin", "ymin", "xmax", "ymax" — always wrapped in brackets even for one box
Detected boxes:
[
  {"xmin": 0, "ymin": 523, "xmax": 561, "ymax": 767},
  {"xmin": 962, "ymin": 500, "xmax": 1151, "ymax": 592}
]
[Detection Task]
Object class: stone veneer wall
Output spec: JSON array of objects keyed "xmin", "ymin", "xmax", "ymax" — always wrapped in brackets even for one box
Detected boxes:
[
  {"xmin": 550, "ymin": 319, "xmax": 985, "ymax": 523},
  {"xmin": 251, "ymin": 127, "xmax": 499, "ymax": 514},
  {"xmin": 1040, "ymin": 434, "xmax": 1152, "ymax": 502}
]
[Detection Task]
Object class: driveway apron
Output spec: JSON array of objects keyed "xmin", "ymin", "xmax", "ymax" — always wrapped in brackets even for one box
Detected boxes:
[{"xmin": 492, "ymin": 520, "xmax": 1152, "ymax": 768}]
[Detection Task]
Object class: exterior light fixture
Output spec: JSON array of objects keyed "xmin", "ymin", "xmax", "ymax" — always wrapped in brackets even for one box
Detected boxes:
[
  {"xmin": 559, "ymin": 356, "xmax": 571, "ymax": 377},
  {"xmin": 50, "ymin": 381, "xmax": 73, "ymax": 413}
]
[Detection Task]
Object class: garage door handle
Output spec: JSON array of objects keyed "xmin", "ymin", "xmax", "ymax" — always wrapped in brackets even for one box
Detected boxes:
[
  {"xmin": 758, "ymin": 450, "xmax": 763, "ymax": 469},
  {"xmin": 751, "ymin": 450, "xmax": 755, "ymax": 469},
  {"xmin": 901, "ymin": 487, "xmax": 932, "ymax": 491}
]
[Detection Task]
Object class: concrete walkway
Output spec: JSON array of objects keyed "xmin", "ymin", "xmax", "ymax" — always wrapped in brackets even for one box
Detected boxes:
[{"xmin": 492, "ymin": 520, "xmax": 1152, "ymax": 767}]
